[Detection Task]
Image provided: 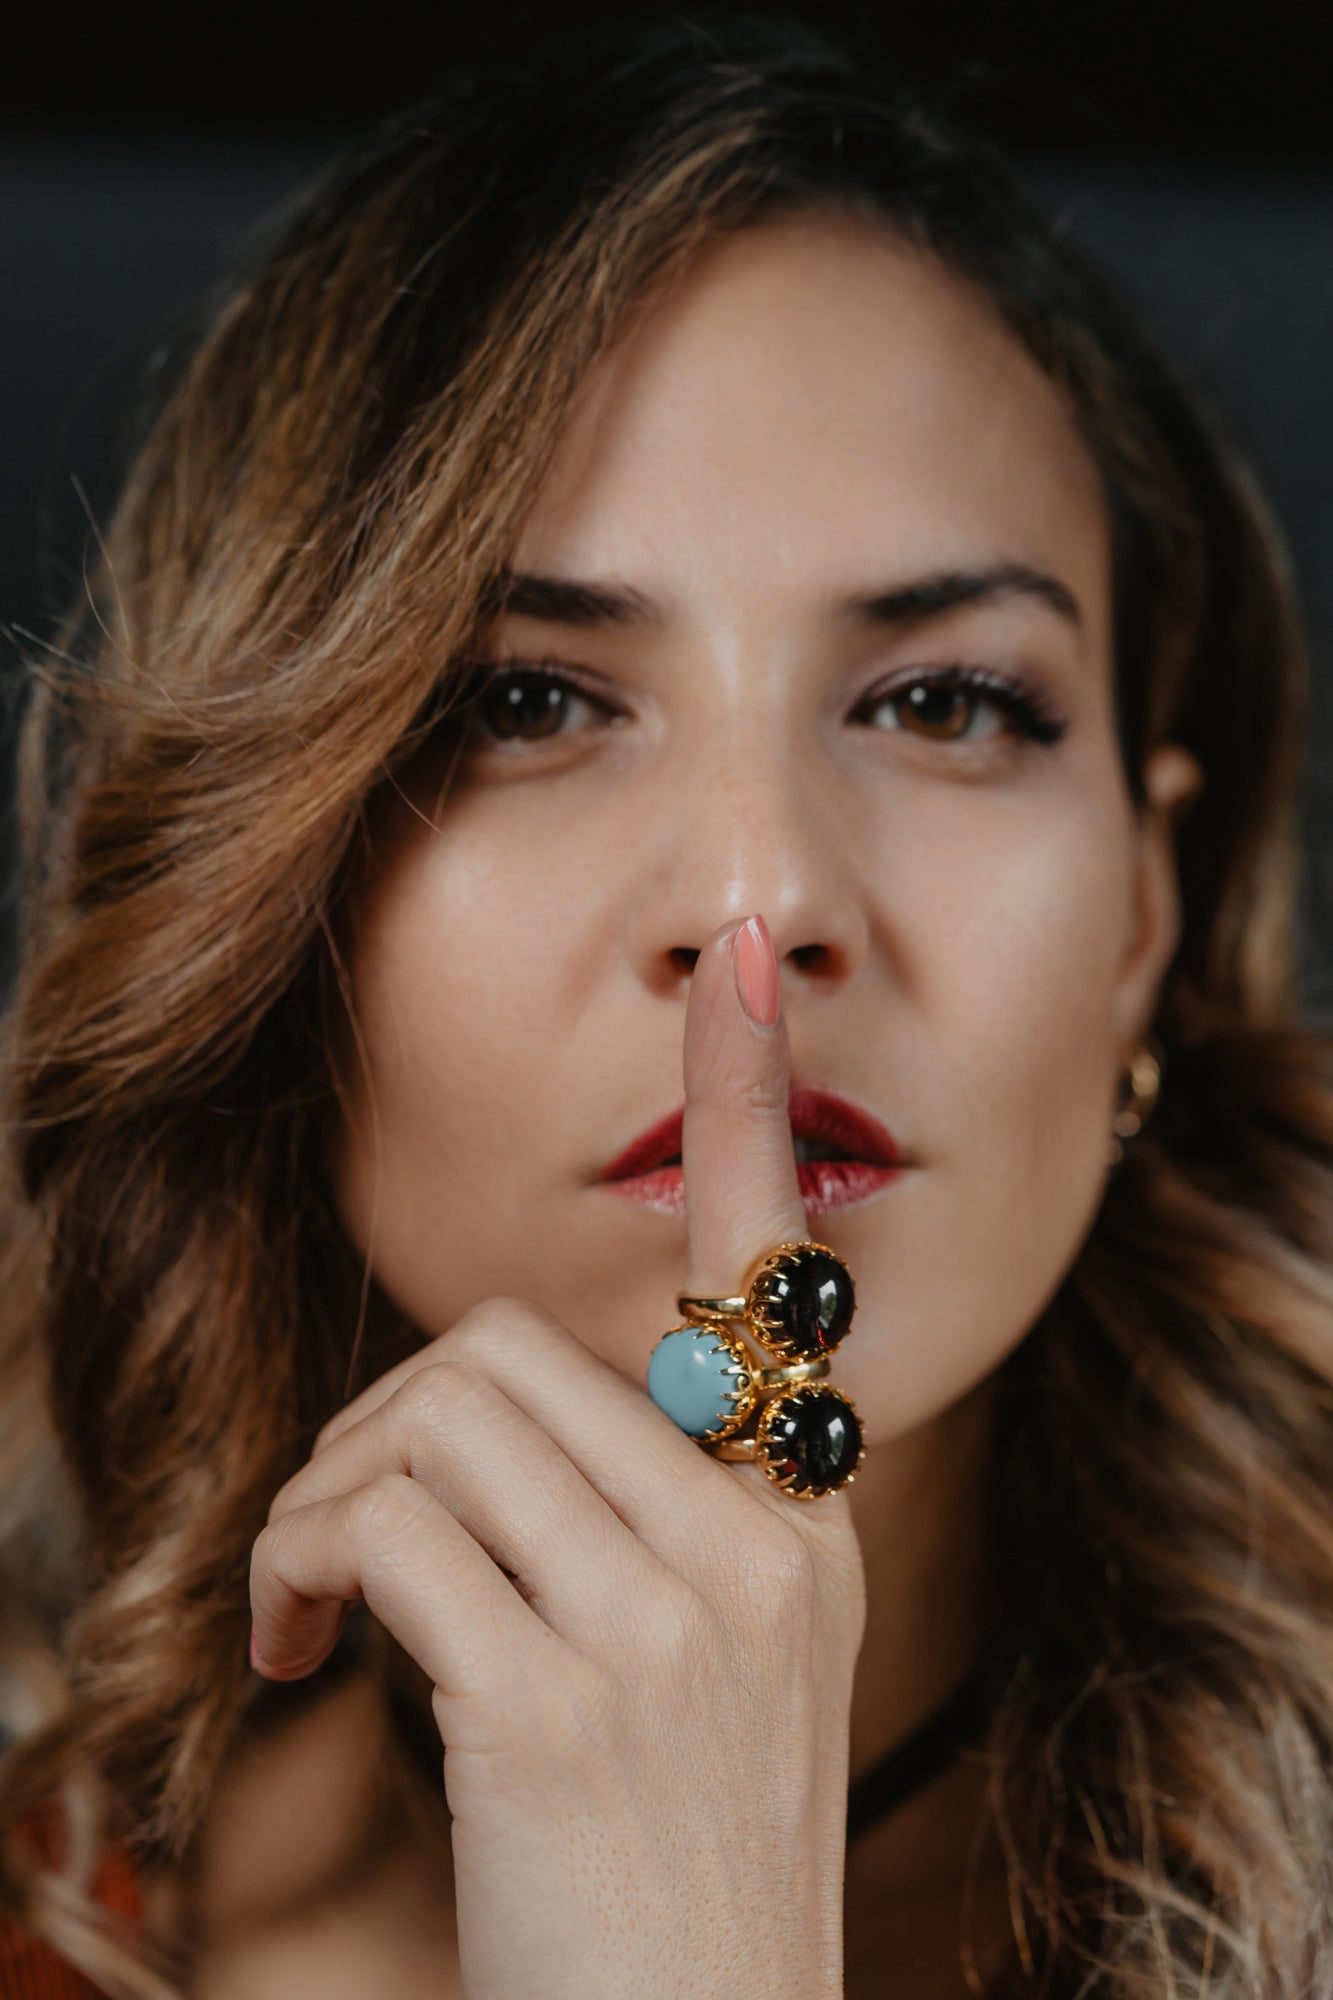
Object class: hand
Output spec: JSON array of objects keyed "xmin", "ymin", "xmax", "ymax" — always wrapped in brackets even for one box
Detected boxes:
[{"xmin": 248, "ymin": 913, "xmax": 867, "ymax": 2000}]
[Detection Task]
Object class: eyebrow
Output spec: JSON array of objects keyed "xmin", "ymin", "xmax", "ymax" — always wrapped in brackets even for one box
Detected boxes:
[
  {"xmin": 842, "ymin": 563, "xmax": 1082, "ymax": 631},
  {"xmin": 486, "ymin": 560, "xmax": 1082, "ymax": 633},
  {"xmin": 484, "ymin": 570, "xmax": 663, "ymax": 628}
]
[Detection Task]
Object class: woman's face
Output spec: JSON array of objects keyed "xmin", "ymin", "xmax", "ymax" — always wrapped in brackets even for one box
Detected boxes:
[{"xmin": 328, "ymin": 213, "xmax": 1196, "ymax": 1441}]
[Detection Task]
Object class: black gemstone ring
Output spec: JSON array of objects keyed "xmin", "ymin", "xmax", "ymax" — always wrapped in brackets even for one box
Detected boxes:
[
  {"xmin": 678, "ymin": 1238, "xmax": 857, "ymax": 1364},
  {"xmin": 706, "ymin": 1383, "xmax": 866, "ymax": 1500},
  {"xmin": 667, "ymin": 1240, "xmax": 865, "ymax": 1500}
]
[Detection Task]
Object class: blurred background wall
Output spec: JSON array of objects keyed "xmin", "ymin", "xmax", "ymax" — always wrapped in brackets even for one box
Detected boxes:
[{"xmin": 3, "ymin": 1, "xmax": 1331, "ymax": 1011}]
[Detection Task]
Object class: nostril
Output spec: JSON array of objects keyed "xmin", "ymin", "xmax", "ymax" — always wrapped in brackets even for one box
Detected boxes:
[{"xmin": 790, "ymin": 942, "xmax": 831, "ymax": 971}]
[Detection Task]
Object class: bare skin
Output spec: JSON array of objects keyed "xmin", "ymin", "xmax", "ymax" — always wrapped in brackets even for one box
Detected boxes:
[
  {"xmin": 161, "ymin": 213, "xmax": 1201, "ymax": 1995},
  {"xmin": 155, "ymin": 1657, "xmax": 1015, "ymax": 2000}
]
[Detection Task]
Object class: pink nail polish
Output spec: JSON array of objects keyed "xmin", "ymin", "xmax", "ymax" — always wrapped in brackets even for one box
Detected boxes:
[
  {"xmin": 249, "ymin": 1626, "xmax": 263, "ymax": 1670},
  {"xmin": 733, "ymin": 914, "xmax": 780, "ymax": 1026}
]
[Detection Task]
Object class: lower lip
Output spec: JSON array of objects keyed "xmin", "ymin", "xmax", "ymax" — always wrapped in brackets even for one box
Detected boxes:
[{"xmin": 600, "ymin": 1159, "xmax": 905, "ymax": 1217}]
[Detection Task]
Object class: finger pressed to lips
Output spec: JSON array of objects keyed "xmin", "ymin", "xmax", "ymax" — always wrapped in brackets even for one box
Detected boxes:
[
  {"xmin": 682, "ymin": 914, "xmax": 810, "ymax": 1303},
  {"xmin": 676, "ymin": 916, "xmax": 858, "ymax": 1514}
]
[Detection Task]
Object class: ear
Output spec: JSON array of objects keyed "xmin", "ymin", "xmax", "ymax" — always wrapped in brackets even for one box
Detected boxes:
[{"xmin": 1111, "ymin": 743, "xmax": 1205, "ymax": 1051}]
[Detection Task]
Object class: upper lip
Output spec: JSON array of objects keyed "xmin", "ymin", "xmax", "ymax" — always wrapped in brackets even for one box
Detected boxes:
[{"xmin": 599, "ymin": 1082, "xmax": 903, "ymax": 1182}]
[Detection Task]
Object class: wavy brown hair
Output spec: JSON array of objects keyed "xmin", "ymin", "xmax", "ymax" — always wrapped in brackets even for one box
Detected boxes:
[{"xmin": 3, "ymin": 11, "xmax": 1332, "ymax": 1996}]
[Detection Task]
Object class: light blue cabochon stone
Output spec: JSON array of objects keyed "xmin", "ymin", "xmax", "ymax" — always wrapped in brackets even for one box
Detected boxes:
[{"xmin": 647, "ymin": 1326, "xmax": 743, "ymax": 1437}]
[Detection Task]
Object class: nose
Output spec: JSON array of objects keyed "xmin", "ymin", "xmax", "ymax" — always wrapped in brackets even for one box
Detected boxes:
[{"xmin": 623, "ymin": 713, "xmax": 869, "ymax": 1002}]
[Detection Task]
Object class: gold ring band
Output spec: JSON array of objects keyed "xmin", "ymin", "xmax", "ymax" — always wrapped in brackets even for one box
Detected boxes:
[
  {"xmin": 751, "ymin": 1355, "xmax": 830, "ymax": 1390},
  {"xmin": 676, "ymin": 1293, "xmax": 749, "ymax": 1320},
  {"xmin": 704, "ymin": 1435, "xmax": 760, "ymax": 1461}
]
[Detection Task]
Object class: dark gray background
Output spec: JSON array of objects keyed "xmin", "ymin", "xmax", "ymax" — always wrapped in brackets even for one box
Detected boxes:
[{"xmin": 5, "ymin": 87, "xmax": 1333, "ymax": 1017}]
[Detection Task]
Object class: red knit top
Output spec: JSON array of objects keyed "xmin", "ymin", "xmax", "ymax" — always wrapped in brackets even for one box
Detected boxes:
[{"xmin": 0, "ymin": 1799, "xmax": 144, "ymax": 1998}]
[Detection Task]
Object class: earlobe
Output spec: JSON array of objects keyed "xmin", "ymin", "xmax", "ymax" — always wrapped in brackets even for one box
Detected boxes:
[{"xmin": 1143, "ymin": 742, "xmax": 1205, "ymax": 819}]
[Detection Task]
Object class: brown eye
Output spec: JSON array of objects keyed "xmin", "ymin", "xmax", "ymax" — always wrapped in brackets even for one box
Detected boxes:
[
  {"xmin": 464, "ymin": 665, "xmax": 623, "ymax": 748},
  {"xmin": 477, "ymin": 671, "xmax": 572, "ymax": 741},
  {"xmin": 893, "ymin": 682, "xmax": 998, "ymax": 741},
  {"xmin": 856, "ymin": 667, "xmax": 1066, "ymax": 748},
  {"xmin": 864, "ymin": 679, "xmax": 1005, "ymax": 744}
]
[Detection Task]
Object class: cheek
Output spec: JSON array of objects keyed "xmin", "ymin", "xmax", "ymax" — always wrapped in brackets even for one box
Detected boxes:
[
  {"xmin": 911, "ymin": 770, "xmax": 1131, "ymax": 1123},
  {"xmin": 848, "ymin": 794, "xmax": 1129, "ymax": 1429},
  {"xmin": 948, "ymin": 839, "xmax": 1125, "ymax": 1159},
  {"xmin": 327, "ymin": 810, "xmax": 571, "ymax": 1309}
]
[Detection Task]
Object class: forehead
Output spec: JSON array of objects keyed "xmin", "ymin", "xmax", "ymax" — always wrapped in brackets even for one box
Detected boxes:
[{"xmin": 512, "ymin": 211, "xmax": 1111, "ymax": 635}]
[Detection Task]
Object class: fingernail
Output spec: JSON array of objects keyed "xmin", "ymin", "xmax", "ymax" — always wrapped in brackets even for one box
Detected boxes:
[
  {"xmin": 249, "ymin": 1626, "xmax": 263, "ymax": 1671},
  {"xmin": 733, "ymin": 914, "xmax": 780, "ymax": 1027}
]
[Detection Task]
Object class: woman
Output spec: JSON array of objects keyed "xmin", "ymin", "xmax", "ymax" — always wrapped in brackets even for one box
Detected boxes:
[{"xmin": 2, "ymin": 9, "xmax": 1331, "ymax": 1996}]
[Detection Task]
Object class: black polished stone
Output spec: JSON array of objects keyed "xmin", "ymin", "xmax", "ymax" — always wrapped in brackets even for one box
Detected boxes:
[
  {"xmin": 758, "ymin": 1387, "xmax": 863, "ymax": 1497},
  {"xmin": 753, "ymin": 1247, "xmax": 855, "ymax": 1361}
]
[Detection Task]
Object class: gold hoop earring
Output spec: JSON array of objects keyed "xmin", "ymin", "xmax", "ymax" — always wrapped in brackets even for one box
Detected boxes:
[{"xmin": 1107, "ymin": 1035, "xmax": 1163, "ymax": 1167}]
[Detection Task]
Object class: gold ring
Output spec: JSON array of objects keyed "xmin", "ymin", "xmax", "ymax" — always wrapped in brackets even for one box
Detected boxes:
[
  {"xmin": 678, "ymin": 1236, "xmax": 856, "ymax": 1362},
  {"xmin": 649, "ymin": 1240, "xmax": 864, "ymax": 1500}
]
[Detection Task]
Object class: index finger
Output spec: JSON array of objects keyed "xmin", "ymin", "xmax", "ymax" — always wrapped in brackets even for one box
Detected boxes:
[{"xmin": 680, "ymin": 913, "xmax": 809, "ymax": 1302}]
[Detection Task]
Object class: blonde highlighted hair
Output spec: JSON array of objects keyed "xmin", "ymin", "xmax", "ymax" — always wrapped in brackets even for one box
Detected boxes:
[{"xmin": 2, "ymin": 12, "xmax": 1331, "ymax": 1995}]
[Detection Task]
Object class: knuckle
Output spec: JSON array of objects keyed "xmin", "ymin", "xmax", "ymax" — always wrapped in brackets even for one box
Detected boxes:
[
  {"xmin": 589, "ymin": 1570, "xmax": 715, "ymax": 1675},
  {"xmin": 347, "ymin": 1470, "xmax": 434, "ymax": 1549},
  {"xmin": 653, "ymin": 1579, "xmax": 718, "ymax": 1672},
  {"xmin": 391, "ymin": 1360, "xmax": 488, "ymax": 1433},
  {"xmin": 449, "ymin": 1295, "xmax": 567, "ymax": 1371},
  {"xmin": 455, "ymin": 1294, "xmax": 530, "ymax": 1340},
  {"xmin": 743, "ymin": 1519, "xmax": 819, "ymax": 1622},
  {"xmin": 249, "ymin": 1517, "xmax": 286, "ymax": 1583},
  {"xmin": 264, "ymin": 1472, "xmax": 310, "ymax": 1528},
  {"xmin": 735, "ymin": 1067, "xmax": 790, "ymax": 1121},
  {"xmin": 265, "ymin": 1470, "xmax": 303, "ymax": 1524}
]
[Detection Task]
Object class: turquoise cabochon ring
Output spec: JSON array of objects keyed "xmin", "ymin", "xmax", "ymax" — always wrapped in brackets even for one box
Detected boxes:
[
  {"xmin": 647, "ymin": 1240, "xmax": 866, "ymax": 1502},
  {"xmin": 647, "ymin": 1321, "xmax": 760, "ymax": 1442}
]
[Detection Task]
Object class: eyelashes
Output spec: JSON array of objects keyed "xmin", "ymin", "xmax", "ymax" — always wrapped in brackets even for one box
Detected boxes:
[
  {"xmin": 453, "ymin": 656, "xmax": 1069, "ymax": 753},
  {"xmin": 851, "ymin": 663, "xmax": 1067, "ymax": 746},
  {"xmin": 462, "ymin": 662, "xmax": 610, "ymax": 748}
]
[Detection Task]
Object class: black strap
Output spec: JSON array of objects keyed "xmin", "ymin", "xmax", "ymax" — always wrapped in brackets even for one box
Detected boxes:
[{"xmin": 846, "ymin": 1661, "xmax": 989, "ymax": 1843}]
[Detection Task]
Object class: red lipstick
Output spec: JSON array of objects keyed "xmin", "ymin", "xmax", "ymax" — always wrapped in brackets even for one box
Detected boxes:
[{"xmin": 598, "ymin": 1083, "xmax": 906, "ymax": 1218}]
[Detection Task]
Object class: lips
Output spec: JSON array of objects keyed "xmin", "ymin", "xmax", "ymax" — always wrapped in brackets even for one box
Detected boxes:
[{"xmin": 598, "ymin": 1082, "xmax": 906, "ymax": 1218}]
